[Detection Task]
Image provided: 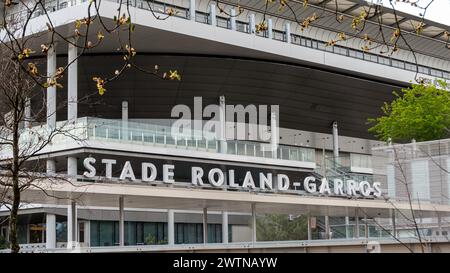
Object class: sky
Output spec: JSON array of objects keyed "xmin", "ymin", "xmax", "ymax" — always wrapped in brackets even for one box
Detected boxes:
[{"xmin": 370, "ymin": 0, "xmax": 450, "ymax": 26}]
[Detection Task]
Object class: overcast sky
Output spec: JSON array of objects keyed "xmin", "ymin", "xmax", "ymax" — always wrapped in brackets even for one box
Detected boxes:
[{"xmin": 371, "ymin": 0, "xmax": 450, "ymax": 26}]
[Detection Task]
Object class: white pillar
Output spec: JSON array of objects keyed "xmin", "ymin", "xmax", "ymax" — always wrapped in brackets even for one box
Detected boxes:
[
  {"xmin": 438, "ymin": 213, "xmax": 442, "ymax": 237},
  {"xmin": 24, "ymin": 97, "xmax": 31, "ymax": 128},
  {"xmin": 391, "ymin": 209, "xmax": 396, "ymax": 238},
  {"xmin": 189, "ymin": 0, "xmax": 195, "ymax": 21},
  {"xmin": 84, "ymin": 220, "xmax": 90, "ymax": 247},
  {"xmin": 230, "ymin": 9, "xmax": 236, "ymax": 30},
  {"xmin": 46, "ymin": 160, "xmax": 56, "ymax": 174},
  {"xmin": 270, "ymin": 111, "xmax": 278, "ymax": 159},
  {"xmin": 222, "ymin": 211, "xmax": 228, "ymax": 244},
  {"xmin": 248, "ymin": 14, "xmax": 255, "ymax": 34},
  {"xmin": 67, "ymin": 201, "xmax": 77, "ymax": 248},
  {"xmin": 67, "ymin": 156, "xmax": 77, "ymax": 178},
  {"xmin": 251, "ymin": 203, "xmax": 256, "ymax": 244},
  {"xmin": 122, "ymin": 101, "xmax": 128, "ymax": 140},
  {"xmin": 285, "ymin": 23, "xmax": 291, "ymax": 43},
  {"xmin": 345, "ymin": 216, "xmax": 350, "ymax": 239},
  {"xmin": 332, "ymin": 121, "xmax": 339, "ymax": 159},
  {"xmin": 47, "ymin": 44, "xmax": 57, "ymax": 129},
  {"xmin": 68, "ymin": 38, "xmax": 78, "ymax": 124},
  {"xmin": 119, "ymin": 196, "xmax": 124, "ymax": 246},
  {"xmin": 47, "ymin": 44, "xmax": 57, "ymax": 173},
  {"xmin": 219, "ymin": 96, "xmax": 227, "ymax": 153},
  {"xmin": 364, "ymin": 216, "xmax": 369, "ymax": 238},
  {"xmin": 267, "ymin": 18, "xmax": 273, "ymax": 39},
  {"xmin": 168, "ymin": 209, "xmax": 175, "ymax": 245},
  {"xmin": 355, "ymin": 210, "xmax": 360, "ymax": 238},
  {"xmin": 307, "ymin": 215, "xmax": 312, "ymax": 240},
  {"xmin": 210, "ymin": 3, "xmax": 216, "ymax": 26},
  {"xmin": 203, "ymin": 208, "xmax": 208, "ymax": 244},
  {"xmin": 324, "ymin": 215, "xmax": 330, "ymax": 239},
  {"xmin": 45, "ymin": 213, "xmax": 56, "ymax": 249}
]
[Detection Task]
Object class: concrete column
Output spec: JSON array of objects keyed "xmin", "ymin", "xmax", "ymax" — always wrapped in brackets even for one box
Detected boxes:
[
  {"xmin": 68, "ymin": 38, "xmax": 78, "ymax": 124},
  {"xmin": 307, "ymin": 215, "xmax": 312, "ymax": 240},
  {"xmin": 267, "ymin": 18, "xmax": 273, "ymax": 39},
  {"xmin": 248, "ymin": 14, "xmax": 255, "ymax": 34},
  {"xmin": 332, "ymin": 121, "xmax": 339, "ymax": 166},
  {"xmin": 364, "ymin": 216, "xmax": 369, "ymax": 238},
  {"xmin": 47, "ymin": 44, "xmax": 57, "ymax": 173},
  {"xmin": 285, "ymin": 23, "xmax": 291, "ymax": 43},
  {"xmin": 67, "ymin": 156, "xmax": 77, "ymax": 178},
  {"xmin": 122, "ymin": 101, "xmax": 128, "ymax": 140},
  {"xmin": 355, "ymin": 210, "xmax": 360, "ymax": 238},
  {"xmin": 203, "ymin": 208, "xmax": 208, "ymax": 244},
  {"xmin": 219, "ymin": 96, "xmax": 227, "ymax": 153},
  {"xmin": 189, "ymin": 0, "xmax": 195, "ymax": 21},
  {"xmin": 47, "ymin": 44, "xmax": 57, "ymax": 129},
  {"xmin": 168, "ymin": 209, "xmax": 175, "ymax": 245},
  {"xmin": 45, "ymin": 213, "xmax": 56, "ymax": 249},
  {"xmin": 46, "ymin": 160, "xmax": 56, "ymax": 174},
  {"xmin": 391, "ymin": 210, "xmax": 396, "ymax": 238},
  {"xmin": 209, "ymin": 3, "xmax": 216, "ymax": 26},
  {"xmin": 251, "ymin": 203, "xmax": 256, "ymax": 244},
  {"xmin": 119, "ymin": 196, "xmax": 124, "ymax": 246},
  {"xmin": 438, "ymin": 213, "xmax": 443, "ymax": 237},
  {"xmin": 222, "ymin": 211, "xmax": 228, "ymax": 244},
  {"xmin": 324, "ymin": 215, "xmax": 330, "ymax": 239},
  {"xmin": 67, "ymin": 201, "xmax": 77, "ymax": 248},
  {"xmin": 230, "ymin": 9, "xmax": 236, "ymax": 30},
  {"xmin": 412, "ymin": 138, "xmax": 417, "ymax": 158},
  {"xmin": 270, "ymin": 111, "xmax": 278, "ymax": 159},
  {"xmin": 345, "ymin": 216, "xmax": 350, "ymax": 239},
  {"xmin": 24, "ymin": 97, "xmax": 31, "ymax": 128},
  {"xmin": 84, "ymin": 220, "xmax": 90, "ymax": 247}
]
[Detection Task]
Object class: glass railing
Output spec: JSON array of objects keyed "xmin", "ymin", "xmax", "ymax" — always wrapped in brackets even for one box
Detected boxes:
[
  {"xmin": 7, "ymin": 0, "xmax": 449, "ymax": 80},
  {"xmin": 84, "ymin": 117, "xmax": 315, "ymax": 163}
]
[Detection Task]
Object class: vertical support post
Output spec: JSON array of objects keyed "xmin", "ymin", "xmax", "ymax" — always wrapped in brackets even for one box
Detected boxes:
[
  {"xmin": 47, "ymin": 44, "xmax": 57, "ymax": 173},
  {"xmin": 251, "ymin": 203, "xmax": 256, "ymax": 244},
  {"xmin": 67, "ymin": 201, "xmax": 77, "ymax": 248},
  {"xmin": 364, "ymin": 216, "xmax": 368, "ymax": 239},
  {"xmin": 230, "ymin": 9, "xmax": 236, "ymax": 30},
  {"xmin": 248, "ymin": 14, "xmax": 255, "ymax": 34},
  {"xmin": 270, "ymin": 110, "xmax": 278, "ymax": 159},
  {"xmin": 119, "ymin": 196, "xmax": 124, "ymax": 246},
  {"xmin": 189, "ymin": 0, "xmax": 195, "ymax": 21},
  {"xmin": 345, "ymin": 216, "xmax": 350, "ymax": 239},
  {"xmin": 219, "ymin": 96, "xmax": 227, "ymax": 153},
  {"xmin": 84, "ymin": 220, "xmax": 90, "ymax": 247},
  {"xmin": 47, "ymin": 44, "xmax": 57, "ymax": 129},
  {"xmin": 307, "ymin": 215, "xmax": 312, "ymax": 241},
  {"xmin": 438, "ymin": 213, "xmax": 442, "ymax": 237},
  {"xmin": 332, "ymin": 121, "xmax": 339, "ymax": 167},
  {"xmin": 391, "ymin": 209, "xmax": 396, "ymax": 238},
  {"xmin": 67, "ymin": 156, "xmax": 77, "ymax": 179},
  {"xmin": 209, "ymin": 3, "xmax": 216, "ymax": 26},
  {"xmin": 267, "ymin": 18, "xmax": 273, "ymax": 39},
  {"xmin": 68, "ymin": 37, "xmax": 78, "ymax": 124},
  {"xmin": 24, "ymin": 97, "xmax": 31, "ymax": 128},
  {"xmin": 122, "ymin": 101, "xmax": 128, "ymax": 141},
  {"xmin": 285, "ymin": 22, "xmax": 291, "ymax": 43},
  {"xmin": 411, "ymin": 138, "xmax": 417, "ymax": 158},
  {"xmin": 324, "ymin": 215, "xmax": 330, "ymax": 239},
  {"xmin": 168, "ymin": 209, "xmax": 175, "ymax": 245},
  {"xmin": 45, "ymin": 213, "xmax": 56, "ymax": 249},
  {"xmin": 355, "ymin": 209, "xmax": 360, "ymax": 238},
  {"xmin": 222, "ymin": 211, "xmax": 228, "ymax": 244},
  {"xmin": 203, "ymin": 208, "xmax": 208, "ymax": 244}
]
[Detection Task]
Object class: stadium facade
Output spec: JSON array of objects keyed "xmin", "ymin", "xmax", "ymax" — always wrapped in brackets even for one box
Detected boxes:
[{"xmin": 1, "ymin": 0, "xmax": 450, "ymax": 252}]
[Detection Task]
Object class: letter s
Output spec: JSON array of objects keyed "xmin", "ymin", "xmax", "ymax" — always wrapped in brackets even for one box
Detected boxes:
[{"xmin": 83, "ymin": 157, "xmax": 96, "ymax": 178}]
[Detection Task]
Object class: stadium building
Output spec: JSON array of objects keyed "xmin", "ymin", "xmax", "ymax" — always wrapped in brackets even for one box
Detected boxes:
[{"xmin": 1, "ymin": 0, "xmax": 450, "ymax": 252}]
